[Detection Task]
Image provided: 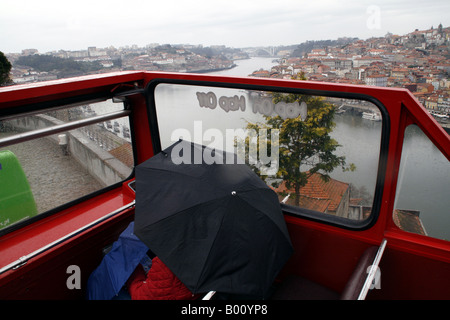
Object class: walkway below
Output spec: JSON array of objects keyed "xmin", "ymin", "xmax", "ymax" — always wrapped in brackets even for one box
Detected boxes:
[{"xmin": 0, "ymin": 132, "xmax": 102, "ymax": 213}]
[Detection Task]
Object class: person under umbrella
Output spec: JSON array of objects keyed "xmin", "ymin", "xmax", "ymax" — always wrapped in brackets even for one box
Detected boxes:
[
  {"xmin": 86, "ymin": 222, "xmax": 149, "ymax": 300},
  {"xmin": 134, "ymin": 140, "xmax": 293, "ymax": 299},
  {"xmin": 87, "ymin": 221, "xmax": 199, "ymax": 300}
]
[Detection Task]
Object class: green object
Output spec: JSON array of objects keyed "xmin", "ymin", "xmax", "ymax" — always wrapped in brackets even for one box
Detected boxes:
[{"xmin": 0, "ymin": 150, "xmax": 38, "ymax": 229}]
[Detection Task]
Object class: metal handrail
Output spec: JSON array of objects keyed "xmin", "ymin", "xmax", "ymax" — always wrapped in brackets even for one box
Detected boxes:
[
  {"xmin": 357, "ymin": 238, "xmax": 387, "ymax": 300},
  {"xmin": 202, "ymin": 291, "xmax": 216, "ymax": 300},
  {"xmin": 0, "ymin": 109, "xmax": 131, "ymax": 148}
]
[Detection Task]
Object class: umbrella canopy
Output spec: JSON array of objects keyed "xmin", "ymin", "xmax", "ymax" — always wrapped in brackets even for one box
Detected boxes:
[{"xmin": 134, "ymin": 140, "xmax": 293, "ymax": 298}]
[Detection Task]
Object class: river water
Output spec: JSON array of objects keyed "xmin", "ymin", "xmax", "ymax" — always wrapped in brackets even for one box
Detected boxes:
[
  {"xmin": 209, "ymin": 57, "xmax": 278, "ymax": 77},
  {"xmin": 206, "ymin": 57, "xmax": 449, "ymax": 240}
]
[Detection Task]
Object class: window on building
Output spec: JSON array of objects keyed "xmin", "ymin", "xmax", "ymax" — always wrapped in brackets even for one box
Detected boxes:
[
  {"xmin": 151, "ymin": 83, "xmax": 385, "ymax": 226},
  {"xmin": 393, "ymin": 124, "xmax": 450, "ymax": 241},
  {"xmin": 0, "ymin": 99, "xmax": 134, "ymax": 231}
]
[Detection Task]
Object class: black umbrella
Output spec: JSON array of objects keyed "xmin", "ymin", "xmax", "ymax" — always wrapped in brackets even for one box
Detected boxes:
[{"xmin": 134, "ymin": 140, "xmax": 293, "ymax": 298}]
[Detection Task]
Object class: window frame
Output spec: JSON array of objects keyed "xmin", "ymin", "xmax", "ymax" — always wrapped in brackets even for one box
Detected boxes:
[
  {"xmin": 0, "ymin": 93, "xmax": 137, "ymax": 237},
  {"xmin": 145, "ymin": 78, "xmax": 391, "ymax": 231}
]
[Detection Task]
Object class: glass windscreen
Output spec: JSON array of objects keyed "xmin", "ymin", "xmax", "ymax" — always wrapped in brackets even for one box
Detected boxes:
[
  {"xmin": 153, "ymin": 83, "xmax": 383, "ymax": 222},
  {"xmin": 0, "ymin": 99, "xmax": 134, "ymax": 230},
  {"xmin": 394, "ymin": 125, "xmax": 450, "ymax": 241}
]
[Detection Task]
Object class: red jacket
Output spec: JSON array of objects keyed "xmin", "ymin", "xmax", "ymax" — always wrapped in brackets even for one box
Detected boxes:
[{"xmin": 126, "ymin": 257, "xmax": 196, "ymax": 300}]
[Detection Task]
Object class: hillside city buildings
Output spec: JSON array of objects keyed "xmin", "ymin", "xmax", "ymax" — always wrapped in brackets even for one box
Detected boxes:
[{"xmin": 250, "ymin": 25, "xmax": 450, "ymax": 119}]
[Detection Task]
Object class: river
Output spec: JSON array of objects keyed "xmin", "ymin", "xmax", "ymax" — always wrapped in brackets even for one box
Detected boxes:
[
  {"xmin": 209, "ymin": 57, "xmax": 279, "ymax": 77},
  {"xmin": 206, "ymin": 57, "xmax": 449, "ymax": 240}
]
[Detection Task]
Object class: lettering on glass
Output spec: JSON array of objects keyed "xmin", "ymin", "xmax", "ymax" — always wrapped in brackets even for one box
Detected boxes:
[
  {"xmin": 196, "ymin": 91, "xmax": 307, "ymax": 120},
  {"xmin": 196, "ymin": 92, "xmax": 217, "ymax": 109}
]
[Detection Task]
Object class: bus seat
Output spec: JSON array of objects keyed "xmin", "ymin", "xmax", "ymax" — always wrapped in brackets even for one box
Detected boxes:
[
  {"xmin": 271, "ymin": 245, "xmax": 379, "ymax": 300},
  {"xmin": 271, "ymin": 274, "xmax": 340, "ymax": 300},
  {"xmin": 0, "ymin": 150, "xmax": 38, "ymax": 230}
]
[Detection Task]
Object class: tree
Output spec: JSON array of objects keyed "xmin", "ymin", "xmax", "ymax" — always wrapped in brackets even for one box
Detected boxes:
[
  {"xmin": 0, "ymin": 51, "xmax": 13, "ymax": 86},
  {"xmin": 246, "ymin": 72, "xmax": 355, "ymax": 207}
]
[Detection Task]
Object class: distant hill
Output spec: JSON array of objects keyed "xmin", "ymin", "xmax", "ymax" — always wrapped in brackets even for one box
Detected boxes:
[
  {"xmin": 278, "ymin": 38, "xmax": 359, "ymax": 57},
  {"xmin": 15, "ymin": 54, "xmax": 104, "ymax": 78}
]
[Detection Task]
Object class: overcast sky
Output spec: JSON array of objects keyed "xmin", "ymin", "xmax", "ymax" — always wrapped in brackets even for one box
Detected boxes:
[{"xmin": 1, "ymin": 0, "xmax": 449, "ymax": 53}]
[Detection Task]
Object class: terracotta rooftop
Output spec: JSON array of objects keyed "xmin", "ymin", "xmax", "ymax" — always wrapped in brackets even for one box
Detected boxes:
[
  {"xmin": 393, "ymin": 209, "xmax": 427, "ymax": 236},
  {"xmin": 275, "ymin": 172, "xmax": 349, "ymax": 214}
]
